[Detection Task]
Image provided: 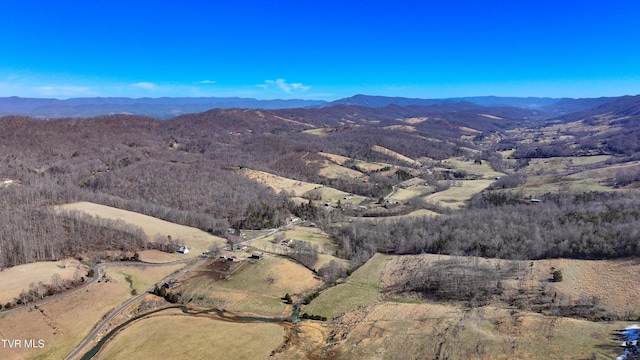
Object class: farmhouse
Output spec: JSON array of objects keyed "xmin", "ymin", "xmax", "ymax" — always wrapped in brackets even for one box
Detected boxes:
[
  {"xmin": 250, "ymin": 253, "xmax": 264, "ymax": 260},
  {"xmin": 281, "ymin": 238, "xmax": 293, "ymax": 246}
]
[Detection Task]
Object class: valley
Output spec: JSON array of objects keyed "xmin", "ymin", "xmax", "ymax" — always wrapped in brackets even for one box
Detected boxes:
[{"xmin": 1, "ymin": 94, "xmax": 640, "ymax": 359}]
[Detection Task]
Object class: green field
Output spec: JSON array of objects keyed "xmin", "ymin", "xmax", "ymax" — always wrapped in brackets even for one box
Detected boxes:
[{"xmin": 302, "ymin": 253, "xmax": 390, "ymax": 319}]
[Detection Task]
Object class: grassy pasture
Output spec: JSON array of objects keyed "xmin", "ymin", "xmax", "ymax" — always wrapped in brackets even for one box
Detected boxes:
[
  {"xmin": 249, "ymin": 226, "xmax": 338, "ymax": 255},
  {"xmin": 94, "ymin": 312, "xmax": 285, "ymax": 360},
  {"xmin": 57, "ymin": 202, "xmax": 226, "ymax": 262},
  {"xmin": 318, "ymin": 160, "xmax": 366, "ymax": 180},
  {"xmin": 180, "ymin": 254, "xmax": 322, "ymax": 316},
  {"xmin": 319, "ymin": 151, "xmax": 396, "ymax": 172},
  {"xmin": 370, "ymin": 145, "xmax": 421, "ymax": 167},
  {"xmin": 355, "ymin": 208, "xmax": 440, "ymax": 222},
  {"xmin": 387, "ymin": 186, "xmax": 431, "ymax": 203},
  {"xmin": 525, "ymin": 155, "xmax": 612, "ymax": 175},
  {"xmin": 239, "ymin": 168, "xmax": 320, "ymax": 196},
  {"xmin": 302, "ymin": 253, "xmax": 390, "ymax": 319},
  {"xmin": 424, "ymin": 179, "xmax": 495, "ymax": 208},
  {"xmin": 0, "ymin": 259, "xmax": 87, "ymax": 304},
  {"xmin": 107, "ymin": 263, "xmax": 186, "ymax": 295},
  {"xmin": 447, "ymin": 158, "xmax": 505, "ymax": 179}
]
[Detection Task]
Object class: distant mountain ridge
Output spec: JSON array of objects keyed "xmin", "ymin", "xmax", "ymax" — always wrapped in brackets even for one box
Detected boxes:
[
  {"xmin": 1, "ymin": 93, "xmax": 638, "ymax": 119},
  {"xmin": 0, "ymin": 96, "xmax": 327, "ymax": 119}
]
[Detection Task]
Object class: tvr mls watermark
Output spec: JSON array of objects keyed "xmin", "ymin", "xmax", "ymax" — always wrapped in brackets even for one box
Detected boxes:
[{"xmin": 2, "ymin": 339, "xmax": 45, "ymax": 348}]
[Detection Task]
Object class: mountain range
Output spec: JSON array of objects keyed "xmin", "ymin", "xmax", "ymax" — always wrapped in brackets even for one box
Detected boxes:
[{"xmin": 0, "ymin": 94, "xmax": 634, "ymax": 119}]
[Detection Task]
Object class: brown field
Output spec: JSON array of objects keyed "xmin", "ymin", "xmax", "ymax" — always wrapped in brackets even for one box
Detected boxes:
[
  {"xmin": 525, "ymin": 155, "xmax": 613, "ymax": 175},
  {"xmin": 388, "ymin": 186, "xmax": 431, "ymax": 202},
  {"xmin": 57, "ymin": 202, "xmax": 227, "ymax": 262},
  {"xmin": 370, "ymin": 145, "xmax": 421, "ymax": 167},
  {"xmin": 327, "ymin": 302, "xmax": 629, "ymax": 360},
  {"xmin": 478, "ymin": 113, "xmax": 503, "ymax": 120},
  {"xmin": 382, "ymin": 253, "xmax": 640, "ymax": 315},
  {"xmin": 314, "ymin": 253, "xmax": 640, "ymax": 359},
  {"xmin": 360, "ymin": 208, "xmax": 440, "ymax": 221},
  {"xmin": 317, "ymin": 160, "xmax": 366, "ymax": 179},
  {"xmin": 0, "ymin": 259, "xmax": 87, "ymax": 304},
  {"xmin": 303, "ymin": 128, "xmax": 332, "ymax": 136},
  {"xmin": 383, "ymin": 124, "xmax": 417, "ymax": 132},
  {"xmin": 239, "ymin": 168, "xmax": 322, "ymax": 196},
  {"xmin": 178, "ymin": 254, "xmax": 322, "ymax": 316},
  {"xmin": 400, "ymin": 117, "xmax": 428, "ymax": 124},
  {"xmin": 318, "ymin": 152, "xmax": 393, "ymax": 172},
  {"xmin": 250, "ymin": 226, "xmax": 338, "ymax": 255},
  {"xmin": 94, "ymin": 312, "xmax": 285, "ymax": 360},
  {"xmin": 447, "ymin": 158, "xmax": 506, "ymax": 179},
  {"xmin": 424, "ymin": 180, "xmax": 495, "ymax": 208},
  {"xmin": 0, "ymin": 278, "xmax": 130, "ymax": 359}
]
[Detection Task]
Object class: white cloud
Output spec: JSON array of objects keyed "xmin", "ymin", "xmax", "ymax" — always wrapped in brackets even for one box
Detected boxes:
[
  {"xmin": 131, "ymin": 82, "xmax": 157, "ymax": 90},
  {"xmin": 260, "ymin": 78, "xmax": 310, "ymax": 94},
  {"xmin": 198, "ymin": 80, "xmax": 216, "ymax": 84}
]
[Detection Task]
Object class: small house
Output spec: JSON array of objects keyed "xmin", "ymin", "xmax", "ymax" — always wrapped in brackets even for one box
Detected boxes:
[
  {"xmin": 177, "ymin": 246, "xmax": 190, "ymax": 254},
  {"xmin": 250, "ymin": 253, "xmax": 263, "ymax": 260}
]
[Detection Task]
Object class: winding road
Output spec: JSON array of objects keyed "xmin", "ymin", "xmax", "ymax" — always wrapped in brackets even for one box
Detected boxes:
[{"xmin": 64, "ymin": 257, "xmax": 206, "ymax": 360}]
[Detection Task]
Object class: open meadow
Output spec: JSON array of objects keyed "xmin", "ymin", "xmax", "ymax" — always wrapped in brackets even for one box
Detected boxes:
[
  {"xmin": 424, "ymin": 179, "xmax": 495, "ymax": 208},
  {"xmin": 176, "ymin": 254, "xmax": 323, "ymax": 317},
  {"xmin": 57, "ymin": 202, "xmax": 226, "ymax": 262},
  {"xmin": 0, "ymin": 259, "xmax": 87, "ymax": 304},
  {"xmin": 94, "ymin": 311, "xmax": 286, "ymax": 360},
  {"xmin": 302, "ymin": 253, "xmax": 390, "ymax": 319}
]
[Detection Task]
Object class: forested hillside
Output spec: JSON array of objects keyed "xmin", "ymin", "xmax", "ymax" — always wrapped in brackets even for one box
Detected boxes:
[{"xmin": 2, "ymin": 95, "xmax": 640, "ymax": 270}]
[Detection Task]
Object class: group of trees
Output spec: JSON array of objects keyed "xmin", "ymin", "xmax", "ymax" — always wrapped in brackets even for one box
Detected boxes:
[{"xmin": 330, "ymin": 191, "xmax": 640, "ymax": 267}]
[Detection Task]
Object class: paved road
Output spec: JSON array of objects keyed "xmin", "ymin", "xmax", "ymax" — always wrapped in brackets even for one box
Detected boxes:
[{"xmin": 64, "ymin": 257, "xmax": 206, "ymax": 360}]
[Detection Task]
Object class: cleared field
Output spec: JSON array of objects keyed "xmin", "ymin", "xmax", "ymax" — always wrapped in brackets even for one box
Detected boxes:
[
  {"xmin": 356, "ymin": 208, "xmax": 440, "ymax": 222},
  {"xmin": 318, "ymin": 160, "xmax": 366, "ymax": 180},
  {"xmin": 371, "ymin": 145, "xmax": 421, "ymax": 167},
  {"xmin": 57, "ymin": 202, "xmax": 226, "ymax": 262},
  {"xmin": 251, "ymin": 226, "xmax": 337, "ymax": 255},
  {"xmin": 424, "ymin": 179, "xmax": 495, "ymax": 208},
  {"xmin": 525, "ymin": 156, "xmax": 613, "ymax": 175},
  {"xmin": 303, "ymin": 128, "xmax": 332, "ymax": 136},
  {"xmin": 319, "ymin": 152, "xmax": 394, "ymax": 172},
  {"xmin": 0, "ymin": 259, "xmax": 87, "ymax": 304},
  {"xmin": 180, "ymin": 254, "xmax": 322, "ymax": 316},
  {"xmin": 0, "ymin": 278, "xmax": 130, "ymax": 360},
  {"xmin": 447, "ymin": 158, "xmax": 505, "ymax": 179},
  {"xmin": 387, "ymin": 186, "xmax": 430, "ymax": 203},
  {"xmin": 382, "ymin": 253, "xmax": 640, "ymax": 316},
  {"xmin": 239, "ymin": 168, "xmax": 322, "ymax": 197},
  {"xmin": 303, "ymin": 253, "xmax": 390, "ymax": 319},
  {"xmin": 329, "ymin": 302, "xmax": 630, "ymax": 360},
  {"xmin": 107, "ymin": 263, "xmax": 186, "ymax": 295},
  {"xmin": 94, "ymin": 312, "xmax": 285, "ymax": 360}
]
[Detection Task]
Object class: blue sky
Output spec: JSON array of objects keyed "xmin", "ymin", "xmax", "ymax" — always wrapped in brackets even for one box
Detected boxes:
[{"xmin": 1, "ymin": 1, "xmax": 639, "ymax": 100}]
